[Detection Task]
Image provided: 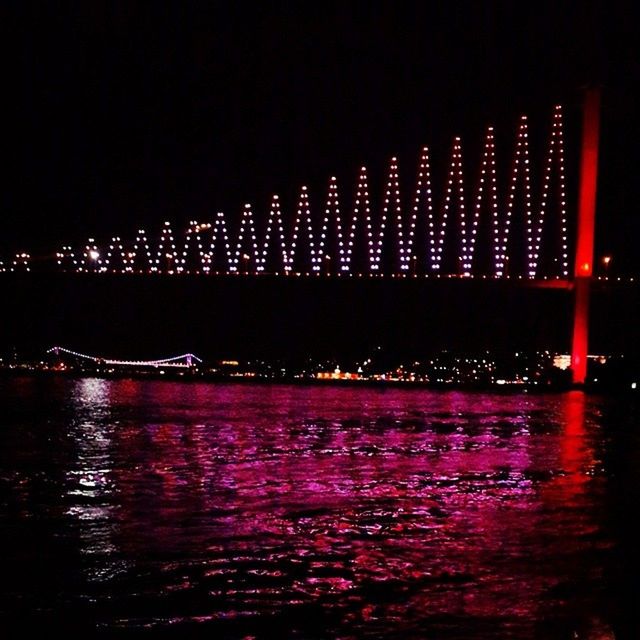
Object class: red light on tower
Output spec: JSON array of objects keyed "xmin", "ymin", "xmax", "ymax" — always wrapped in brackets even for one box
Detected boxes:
[{"xmin": 571, "ymin": 88, "xmax": 601, "ymax": 385}]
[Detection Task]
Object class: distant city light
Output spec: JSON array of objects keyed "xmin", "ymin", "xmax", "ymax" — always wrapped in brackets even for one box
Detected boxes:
[{"xmin": 553, "ymin": 354, "xmax": 571, "ymax": 370}]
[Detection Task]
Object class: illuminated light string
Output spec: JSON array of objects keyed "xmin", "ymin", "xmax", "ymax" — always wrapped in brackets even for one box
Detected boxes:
[
  {"xmin": 194, "ymin": 211, "xmax": 235, "ymax": 274},
  {"xmin": 497, "ymin": 116, "xmax": 532, "ymax": 277},
  {"xmin": 178, "ymin": 221, "xmax": 195, "ymax": 273},
  {"xmin": 404, "ymin": 147, "xmax": 432, "ymax": 273},
  {"xmin": 373, "ymin": 161, "xmax": 389, "ymax": 271},
  {"xmin": 153, "ymin": 221, "xmax": 178, "ymax": 274},
  {"xmin": 9, "ymin": 104, "xmax": 571, "ymax": 279},
  {"xmin": 47, "ymin": 346, "xmax": 202, "ymax": 367},
  {"xmin": 388, "ymin": 158, "xmax": 405, "ymax": 271},
  {"xmin": 123, "ymin": 229, "xmax": 153, "ymax": 273},
  {"xmin": 232, "ymin": 204, "xmax": 260, "ymax": 273},
  {"xmin": 56, "ymin": 246, "xmax": 77, "ymax": 271},
  {"xmin": 339, "ymin": 166, "xmax": 369, "ymax": 273},
  {"xmin": 453, "ymin": 142, "xmax": 467, "ymax": 274},
  {"xmin": 535, "ymin": 105, "xmax": 568, "ymax": 277},
  {"xmin": 80, "ymin": 238, "xmax": 101, "ymax": 273},
  {"xmin": 179, "ymin": 221, "xmax": 211, "ymax": 273},
  {"xmin": 431, "ymin": 138, "xmax": 465, "ymax": 272},
  {"xmin": 369, "ymin": 158, "xmax": 402, "ymax": 272},
  {"xmin": 104, "ymin": 236, "xmax": 125, "ymax": 273},
  {"xmin": 290, "ymin": 186, "xmax": 316, "ymax": 273},
  {"xmin": 464, "ymin": 126, "xmax": 498, "ymax": 274},
  {"xmin": 8, "ymin": 252, "xmax": 31, "ymax": 273},
  {"xmin": 260, "ymin": 195, "xmax": 288, "ymax": 273},
  {"xmin": 316, "ymin": 177, "xmax": 341, "ymax": 274},
  {"xmin": 207, "ymin": 212, "xmax": 232, "ymax": 273}
]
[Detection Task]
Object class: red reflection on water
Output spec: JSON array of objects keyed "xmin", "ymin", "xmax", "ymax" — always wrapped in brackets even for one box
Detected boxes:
[{"xmin": 542, "ymin": 390, "xmax": 595, "ymax": 505}]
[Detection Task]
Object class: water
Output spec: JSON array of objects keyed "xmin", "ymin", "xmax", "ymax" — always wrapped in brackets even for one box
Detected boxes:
[{"xmin": 1, "ymin": 377, "xmax": 638, "ymax": 638}]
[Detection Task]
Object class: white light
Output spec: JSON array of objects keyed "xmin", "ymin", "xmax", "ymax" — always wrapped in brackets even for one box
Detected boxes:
[{"xmin": 89, "ymin": 250, "xmax": 100, "ymax": 261}]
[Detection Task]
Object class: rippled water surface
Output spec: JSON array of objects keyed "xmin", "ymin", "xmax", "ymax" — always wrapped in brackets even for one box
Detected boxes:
[{"xmin": 1, "ymin": 378, "xmax": 639, "ymax": 638}]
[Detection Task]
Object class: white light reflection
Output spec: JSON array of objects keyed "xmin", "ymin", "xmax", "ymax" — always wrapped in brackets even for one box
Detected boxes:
[{"xmin": 65, "ymin": 378, "xmax": 128, "ymax": 581}]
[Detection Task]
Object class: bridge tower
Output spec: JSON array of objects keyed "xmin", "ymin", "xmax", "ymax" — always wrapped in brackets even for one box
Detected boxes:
[{"xmin": 571, "ymin": 87, "xmax": 601, "ymax": 385}]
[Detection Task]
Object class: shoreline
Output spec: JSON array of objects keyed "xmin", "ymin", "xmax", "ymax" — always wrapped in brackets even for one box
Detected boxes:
[{"xmin": 0, "ymin": 366, "xmax": 630, "ymax": 394}]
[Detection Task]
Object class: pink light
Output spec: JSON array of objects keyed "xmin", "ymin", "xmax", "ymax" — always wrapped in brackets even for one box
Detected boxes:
[{"xmin": 37, "ymin": 104, "xmax": 574, "ymax": 280}]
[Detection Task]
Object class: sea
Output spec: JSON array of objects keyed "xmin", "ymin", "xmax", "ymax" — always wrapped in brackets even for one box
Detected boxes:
[{"xmin": 1, "ymin": 377, "xmax": 638, "ymax": 638}]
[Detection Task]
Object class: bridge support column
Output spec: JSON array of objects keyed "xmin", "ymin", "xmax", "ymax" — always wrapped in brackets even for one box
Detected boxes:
[
  {"xmin": 571, "ymin": 87, "xmax": 601, "ymax": 385},
  {"xmin": 571, "ymin": 277, "xmax": 591, "ymax": 384}
]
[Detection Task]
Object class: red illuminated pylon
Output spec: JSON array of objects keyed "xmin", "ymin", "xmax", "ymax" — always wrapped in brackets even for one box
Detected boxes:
[{"xmin": 571, "ymin": 88, "xmax": 601, "ymax": 385}]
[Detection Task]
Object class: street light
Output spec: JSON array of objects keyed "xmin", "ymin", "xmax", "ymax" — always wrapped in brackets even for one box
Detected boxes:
[
  {"xmin": 602, "ymin": 255, "xmax": 612, "ymax": 278},
  {"xmin": 242, "ymin": 253, "xmax": 250, "ymax": 274}
]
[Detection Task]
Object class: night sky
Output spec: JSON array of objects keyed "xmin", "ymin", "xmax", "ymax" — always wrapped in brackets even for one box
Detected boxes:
[
  {"xmin": 0, "ymin": 2, "xmax": 638, "ymax": 359},
  {"xmin": 1, "ymin": 2, "xmax": 637, "ymax": 260}
]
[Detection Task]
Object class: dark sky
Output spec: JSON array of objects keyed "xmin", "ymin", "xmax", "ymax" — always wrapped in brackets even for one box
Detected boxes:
[{"xmin": 1, "ymin": 1, "xmax": 638, "ymax": 269}]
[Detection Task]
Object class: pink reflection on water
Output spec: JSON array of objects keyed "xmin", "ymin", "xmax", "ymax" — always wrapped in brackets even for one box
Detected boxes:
[{"xmin": 60, "ymin": 382, "xmax": 609, "ymax": 635}]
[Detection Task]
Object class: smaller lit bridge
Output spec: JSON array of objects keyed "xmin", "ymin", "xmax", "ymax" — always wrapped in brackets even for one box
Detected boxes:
[{"xmin": 47, "ymin": 346, "xmax": 202, "ymax": 369}]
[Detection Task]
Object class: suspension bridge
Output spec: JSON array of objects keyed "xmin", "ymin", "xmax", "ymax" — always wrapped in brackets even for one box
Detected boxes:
[
  {"xmin": 3, "ymin": 89, "xmax": 607, "ymax": 385},
  {"xmin": 5, "ymin": 104, "xmax": 572, "ymax": 280},
  {"xmin": 47, "ymin": 347, "xmax": 202, "ymax": 369}
]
